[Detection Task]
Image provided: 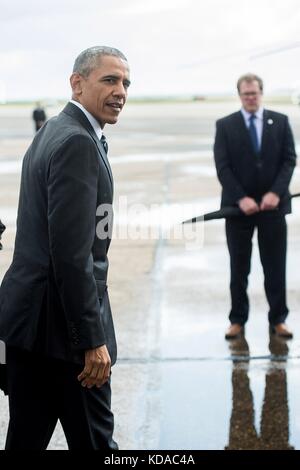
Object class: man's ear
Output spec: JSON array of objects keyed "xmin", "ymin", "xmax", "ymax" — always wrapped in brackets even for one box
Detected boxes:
[{"xmin": 70, "ymin": 73, "xmax": 83, "ymax": 96}]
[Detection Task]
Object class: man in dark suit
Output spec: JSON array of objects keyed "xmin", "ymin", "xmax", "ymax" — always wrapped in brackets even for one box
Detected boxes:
[
  {"xmin": 0, "ymin": 46, "xmax": 130, "ymax": 449},
  {"xmin": 214, "ymin": 73, "xmax": 296, "ymax": 340},
  {"xmin": 0, "ymin": 219, "xmax": 5, "ymax": 250},
  {"xmin": 32, "ymin": 102, "xmax": 47, "ymax": 132}
]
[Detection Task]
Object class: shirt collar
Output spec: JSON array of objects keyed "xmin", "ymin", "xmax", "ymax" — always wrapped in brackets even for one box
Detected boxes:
[
  {"xmin": 70, "ymin": 100, "xmax": 103, "ymax": 140},
  {"xmin": 241, "ymin": 106, "xmax": 264, "ymax": 121}
]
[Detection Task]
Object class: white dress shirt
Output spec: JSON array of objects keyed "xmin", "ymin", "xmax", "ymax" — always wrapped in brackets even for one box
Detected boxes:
[{"xmin": 241, "ymin": 106, "xmax": 264, "ymax": 149}]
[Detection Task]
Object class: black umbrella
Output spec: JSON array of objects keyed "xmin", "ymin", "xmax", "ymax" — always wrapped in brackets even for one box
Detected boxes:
[
  {"xmin": 182, "ymin": 193, "xmax": 300, "ymax": 224},
  {"xmin": 0, "ymin": 219, "xmax": 6, "ymax": 250}
]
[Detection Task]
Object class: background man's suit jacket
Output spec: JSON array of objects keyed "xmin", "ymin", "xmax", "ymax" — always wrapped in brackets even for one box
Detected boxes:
[
  {"xmin": 0, "ymin": 103, "xmax": 117, "ymax": 365},
  {"xmin": 214, "ymin": 110, "xmax": 297, "ymax": 213}
]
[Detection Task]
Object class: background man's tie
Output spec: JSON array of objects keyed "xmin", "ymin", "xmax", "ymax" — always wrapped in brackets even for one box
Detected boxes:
[
  {"xmin": 249, "ymin": 114, "xmax": 259, "ymax": 154},
  {"xmin": 101, "ymin": 134, "xmax": 108, "ymax": 154}
]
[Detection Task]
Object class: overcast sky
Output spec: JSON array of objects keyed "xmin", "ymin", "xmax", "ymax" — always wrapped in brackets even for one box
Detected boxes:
[{"xmin": 1, "ymin": 0, "xmax": 300, "ymax": 101}]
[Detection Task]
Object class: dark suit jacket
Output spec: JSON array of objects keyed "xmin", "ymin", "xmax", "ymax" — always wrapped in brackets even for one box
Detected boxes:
[
  {"xmin": 0, "ymin": 102, "xmax": 117, "ymax": 365},
  {"xmin": 213, "ymin": 109, "xmax": 297, "ymax": 213}
]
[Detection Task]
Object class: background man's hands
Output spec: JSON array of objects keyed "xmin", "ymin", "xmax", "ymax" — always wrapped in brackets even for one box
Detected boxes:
[
  {"xmin": 238, "ymin": 193, "xmax": 280, "ymax": 215},
  {"xmin": 238, "ymin": 197, "xmax": 260, "ymax": 215},
  {"xmin": 260, "ymin": 192, "xmax": 280, "ymax": 211},
  {"xmin": 78, "ymin": 344, "xmax": 111, "ymax": 389}
]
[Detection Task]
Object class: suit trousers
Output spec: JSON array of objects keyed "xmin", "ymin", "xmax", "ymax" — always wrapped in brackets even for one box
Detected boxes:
[
  {"xmin": 225, "ymin": 213, "xmax": 288, "ymax": 326},
  {"xmin": 5, "ymin": 346, "xmax": 118, "ymax": 450}
]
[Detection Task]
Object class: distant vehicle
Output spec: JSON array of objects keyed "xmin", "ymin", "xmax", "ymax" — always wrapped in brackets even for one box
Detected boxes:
[{"xmin": 193, "ymin": 95, "xmax": 206, "ymax": 101}]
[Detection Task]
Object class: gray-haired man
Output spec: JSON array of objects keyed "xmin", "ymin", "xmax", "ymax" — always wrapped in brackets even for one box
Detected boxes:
[{"xmin": 0, "ymin": 46, "xmax": 130, "ymax": 450}]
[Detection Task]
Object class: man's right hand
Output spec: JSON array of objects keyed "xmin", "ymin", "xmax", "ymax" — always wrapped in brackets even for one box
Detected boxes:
[
  {"xmin": 238, "ymin": 197, "xmax": 260, "ymax": 215},
  {"xmin": 77, "ymin": 344, "xmax": 111, "ymax": 389}
]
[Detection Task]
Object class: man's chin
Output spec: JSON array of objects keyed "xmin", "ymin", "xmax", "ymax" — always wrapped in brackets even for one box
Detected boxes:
[
  {"xmin": 247, "ymin": 106, "xmax": 259, "ymax": 113},
  {"xmin": 105, "ymin": 116, "xmax": 119, "ymax": 125}
]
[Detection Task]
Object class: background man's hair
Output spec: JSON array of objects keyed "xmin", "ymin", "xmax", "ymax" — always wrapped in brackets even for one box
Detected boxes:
[
  {"xmin": 73, "ymin": 46, "xmax": 128, "ymax": 77},
  {"xmin": 237, "ymin": 73, "xmax": 263, "ymax": 93}
]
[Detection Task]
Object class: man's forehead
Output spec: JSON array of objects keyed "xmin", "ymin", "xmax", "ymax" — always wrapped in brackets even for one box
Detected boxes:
[
  {"xmin": 96, "ymin": 55, "xmax": 129, "ymax": 68},
  {"xmin": 92, "ymin": 58, "xmax": 129, "ymax": 76},
  {"xmin": 240, "ymin": 80, "xmax": 260, "ymax": 89}
]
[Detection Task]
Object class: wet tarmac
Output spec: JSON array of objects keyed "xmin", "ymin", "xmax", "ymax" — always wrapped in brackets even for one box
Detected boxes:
[{"xmin": 0, "ymin": 100, "xmax": 300, "ymax": 450}]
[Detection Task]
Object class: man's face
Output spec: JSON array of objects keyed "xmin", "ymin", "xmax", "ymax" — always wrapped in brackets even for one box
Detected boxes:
[
  {"xmin": 71, "ymin": 55, "xmax": 130, "ymax": 128},
  {"xmin": 239, "ymin": 80, "xmax": 262, "ymax": 113}
]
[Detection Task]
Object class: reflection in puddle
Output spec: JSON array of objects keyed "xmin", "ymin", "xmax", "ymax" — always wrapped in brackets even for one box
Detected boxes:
[{"xmin": 226, "ymin": 335, "xmax": 294, "ymax": 450}]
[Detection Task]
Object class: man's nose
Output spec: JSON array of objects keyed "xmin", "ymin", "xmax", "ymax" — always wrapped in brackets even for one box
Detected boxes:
[{"xmin": 113, "ymin": 81, "xmax": 126, "ymax": 97}]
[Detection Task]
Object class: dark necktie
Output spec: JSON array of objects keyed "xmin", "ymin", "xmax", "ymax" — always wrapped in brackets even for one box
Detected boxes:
[
  {"xmin": 100, "ymin": 134, "xmax": 108, "ymax": 154},
  {"xmin": 248, "ymin": 114, "xmax": 259, "ymax": 154}
]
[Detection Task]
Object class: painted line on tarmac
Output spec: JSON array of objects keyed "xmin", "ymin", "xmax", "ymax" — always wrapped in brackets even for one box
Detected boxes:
[{"xmin": 117, "ymin": 354, "xmax": 300, "ymax": 363}]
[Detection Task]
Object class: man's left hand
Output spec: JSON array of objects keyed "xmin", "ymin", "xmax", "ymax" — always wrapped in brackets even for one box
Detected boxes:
[{"xmin": 260, "ymin": 192, "xmax": 280, "ymax": 211}]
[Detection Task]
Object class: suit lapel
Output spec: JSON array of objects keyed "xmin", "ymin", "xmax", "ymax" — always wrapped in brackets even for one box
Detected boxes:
[
  {"xmin": 62, "ymin": 102, "xmax": 114, "ymax": 189},
  {"xmin": 260, "ymin": 109, "xmax": 271, "ymax": 157},
  {"xmin": 91, "ymin": 134, "xmax": 114, "ymax": 189},
  {"xmin": 236, "ymin": 111, "xmax": 254, "ymax": 150}
]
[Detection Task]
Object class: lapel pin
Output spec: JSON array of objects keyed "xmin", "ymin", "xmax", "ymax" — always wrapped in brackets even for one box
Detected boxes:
[{"xmin": 267, "ymin": 119, "xmax": 273, "ymax": 125}]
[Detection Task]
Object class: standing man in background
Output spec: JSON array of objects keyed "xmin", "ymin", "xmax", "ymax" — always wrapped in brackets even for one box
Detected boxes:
[
  {"xmin": 32, "ymin": 101, "xmax": 47, "ymax": 132},
  {"xmin": 214, "ymin": 73, "xmax": 296, "ymax": 340},
  {"xmin": 0, "ymin": 220, "xmax": 5, "ymax": 250},
  {"xmin": 0, "ymin": 46, "xmax": 130, "ymax": 449}
]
